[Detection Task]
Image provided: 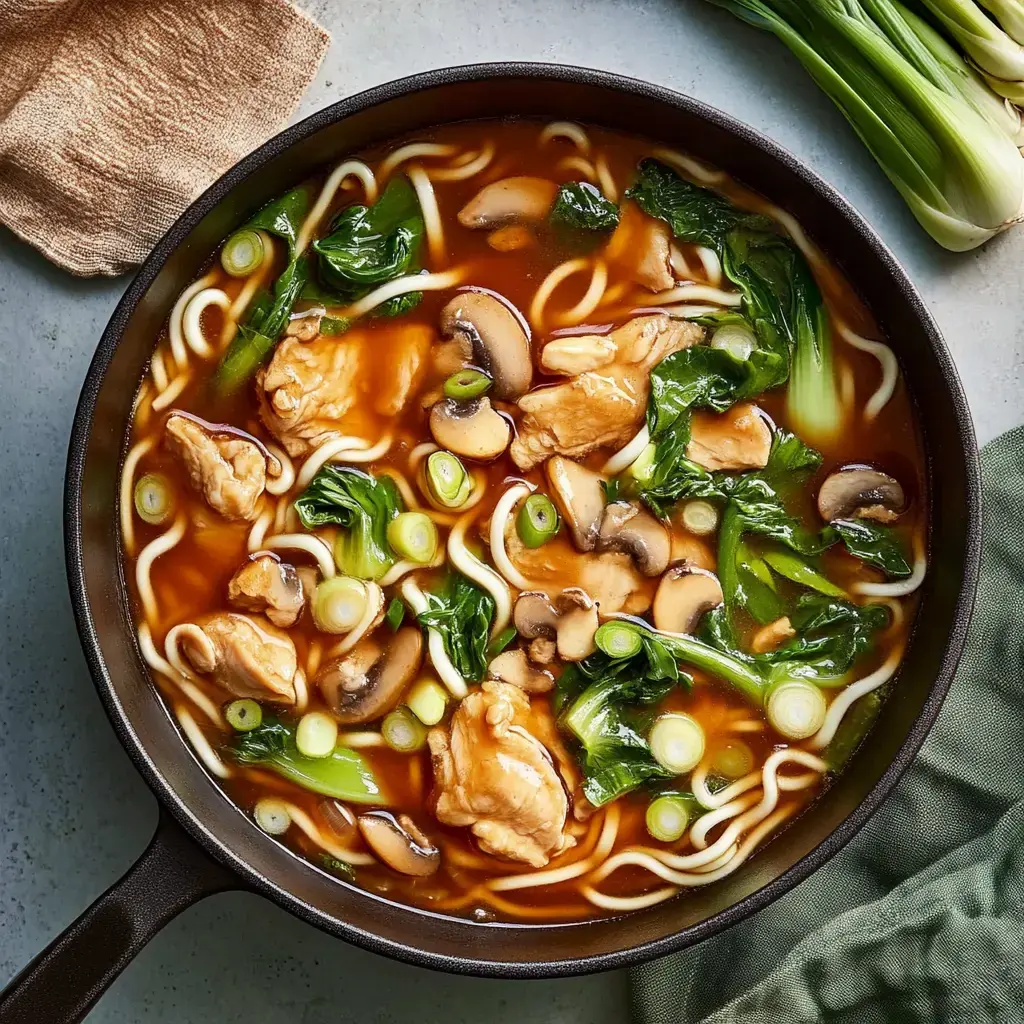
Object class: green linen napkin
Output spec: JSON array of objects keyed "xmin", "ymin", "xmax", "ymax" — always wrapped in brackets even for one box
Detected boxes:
[{"xmin": 631, "ymin": 427, "xmax": 1024, "ymax": 1023}]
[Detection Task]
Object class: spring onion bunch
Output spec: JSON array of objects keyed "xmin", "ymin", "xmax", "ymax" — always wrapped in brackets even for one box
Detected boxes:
[{"xmin": 707, "ymin": 0, "xmax": 1024, "ymax": 249}]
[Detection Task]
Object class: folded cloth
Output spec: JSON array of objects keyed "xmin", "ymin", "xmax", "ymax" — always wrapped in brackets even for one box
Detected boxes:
[
  {"xmin": 631, "ymin": 427, "xmax": 1024, "ymax": 1022},
  {"xmin": 0, "ymin": 0, "xmax": 330, "ymax": 276}
]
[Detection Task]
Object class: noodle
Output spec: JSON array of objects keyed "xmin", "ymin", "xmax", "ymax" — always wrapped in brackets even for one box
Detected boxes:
[
  {"xmin": 406, "ymin": 165, "xmax": 446, "ymax": 266},
  {"xmin": 138, "ymin": 623, "xmax": 223, "ymax": 727},
  {"xmin": 852, "ymin": 533, "xmax": 926, "ymax": 597},
  {"xmin": 669, "ymin": 245, "xmax": 692, "ymax": 281},
  {"xmin": 651, "ymin": 147, "xmax": 727, "ymax": 186},
  {"xmin": 328, "ymin": 582, "xmax": 384, "ymax": 655},
  {"xmin": 378, "ymin": 143, "xmax": 458, "ymax": 182},
  {"xmin": 428, "ymin": 142, "xmax": 496, "ymax": 182},
  {"xmin": 580, "ymin": 884, "xmax": 679, "ymax": 913},
  {"xmin": 262, "ymin": 533, "xmax": 336, "ymax": 578},
  {"xmin": 175, "ymin": 705, "xmax": 231, "ymax": 779},
  {"xmin": 695, "ymin": 246, "xmax": 722, "ymax": 286},
  {"xmin": 557, "ymin": 259, "xmax": 608, "ymax": 327},
  {"xmin": 150, "ymin": 373, "xmax": 190, "ymax": 412},
  {"xmin": 375, "ymin": 466, "xmax": 420, "ymax": 510},
  {"xmin": 341, "ymin": 268, "xmax": 465, "ymax": 320},
  {"xmin": 378, "ymin": 547, "xmax": 444, "ymax": 587},
  {"xmin": 601, "ymin": 424, "xmax": 650, "ymax": 476},
  {"xmin": 651, "ymin": 284, "xmax": 742, "ymax": 306},
  {"xmin": 292, "ymin": 667, "xmax": 309, "ymax": 714},
  {"xmin": 296, "ymin": 160, "xmax": 378, "ymax": 255},
  {"xmin": 225, "ymin": 232, "xmax": 275, "ymax": 340},
  {"xmin": 247, "ymin": 506, "xmax": 274, "ymax": 553},
  {"xmin": 835, "ymin": 320, "xmax": 900, "ymax": 419},
  {"xmin": 182, "ymin": 288, "xmax": 230, "ymax": 358},
  {"xmin": 168, "ymin": 271, "xmax": 218, "ymax": 370},
  {"xmin": 556, "ymin": 155, "xmax": 597, "ymax": 180},
  {"xmin": 594, "ymin": 153, "xmax": 618, "ymax": 201},
  {"xmin": 283, "ymin": 802, "xmax": 374, "ymax": 866},
  {"xmin": 293, "ymin": 436, "xmax": 371, "ymax": 491},
  {"xmin": 530, "ymin": 258, "xmax": 605, "ymax": 329},
  {"xmin": 305, "ymin": 640, "xmax": 322, "ymax": 680},
  {"xmin": 264, "ymin": 443, "xmax": 295, "ymax": 496},
  {"xmin": 400, "ymin": 578, "xmax": 467, "ymax": 698},
  {"xmin": 540, "ymin": 121, "xmax": 592, "ymax": 154},
  {"xmin": 447, "ymin": 510, "xmax": 511, "ymax": 636},
  {"xmin": 150, "ymin": 349, "xmax": 169, "ymax": 392},
  {"xmin": 489, "ymin": 482, "xmax": 534, "ymax": 591},
  {"xmin": 689, "ymin": 790, "xmax": 762, "ymax": 850},
  {"xmin": 119, "ymin": 435, "xmax": 156, "ymax": 557},
  {"xmin": 337, "ymin": 731, "xmax": 386, "ymax": 748},
  {"xmin": 135, "ymin": 513, "xmax": 186, "ymax": 623}
]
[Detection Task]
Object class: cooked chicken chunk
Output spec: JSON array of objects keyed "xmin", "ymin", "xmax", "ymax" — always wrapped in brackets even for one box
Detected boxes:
[
  {"xmin": 606, "ymin": 201, "xmax": 674, "ymax": 293},
  {"xmin": 284, "ymin": 310, "xmax": 323, "ymax": 342},
  {"xmin": 511, "ymin": 315, "xmax": 702, "ymax": 470},
  {"xmin": 751, "ymin": 616, "xmax": 796, "ymax": 654},
  {"xmin": 374, "ymin": 323, "xmax": 433, "ymax": 417},
  {"xmin": 687, "ymin": 402, "xmax": 772, "ymax": 471},
  {"xmin": 540, "ymin": 332, "xmax": 617, "ymax": 376},
  {"xmin": 227, "ymin": 555, "xmax": 305, "ymax": 628},
  {"xmin": 257, "ymin": 333, "xmax": 363, "ymax": 457},
  {"xmin": 165, "ymin": 414, "xmax": 266, "ymax": 521},
  {"xmin": 182, "ymin": 612, "xmax": 297, "ymax": 704},
  {"xmin": 428, "ymin": 681, "xmax": 573, "ymax": 867}
]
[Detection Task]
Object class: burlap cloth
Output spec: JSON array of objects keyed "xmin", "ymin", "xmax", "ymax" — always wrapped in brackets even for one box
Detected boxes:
[{"xmin": 0, "ymin": 0, "xmax": 330, "ymax": 275}]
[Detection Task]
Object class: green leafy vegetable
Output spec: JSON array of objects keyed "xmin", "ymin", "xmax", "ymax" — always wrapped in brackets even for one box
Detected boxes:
[
  {"xmin": 310, "ymin": 175, "xmax": 424, "ymax": 315},
  {"xmin": 243, "ymin": 186, "xmax": 312, "ymax": 258},
  {"xmin": 320, "ymin": 854, "xmax": 356, "ymax": 880},
  {"xmin": 416, "ymin": 574, "xmax": 495, "ymax": 683},
  {"xmin": 549, "ymin": 181, "xmax": 620, "ymax": 232},
  {"xmin": 384, "ymin": 597, "xmax": 405, "ymax": 631},
  {"xmin": 294, "ymin": 466, "xmax": 401, "ymax": 580},
  {"xmin": 833, "ymin": 518, "xmax": 913, "ymax": 578},
  {"xmin": 319, "ymin": 315, "xmax": 351, "ymax": 335},
  {"xmin": 487, "ymin": 626, "xmax": 518, "ymax": 659},
  {"xmin": 232, "ymin": 717, "xmax": 383, "ymax": 802}
]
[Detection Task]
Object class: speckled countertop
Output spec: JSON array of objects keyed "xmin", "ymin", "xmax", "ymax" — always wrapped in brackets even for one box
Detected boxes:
[{"xmin": 1, "ymin": 2, "xmax": 1021, "ymax": 1022}]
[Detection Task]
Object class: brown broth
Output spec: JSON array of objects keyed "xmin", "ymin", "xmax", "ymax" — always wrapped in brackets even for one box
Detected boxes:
[{"xmin": 123, "ymin": 118, "xmax": 925, "ymax": 922}]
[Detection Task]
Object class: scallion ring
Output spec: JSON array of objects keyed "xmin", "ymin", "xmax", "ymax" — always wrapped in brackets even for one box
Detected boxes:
[
  {"xmin": 645, "ymin": 794, "xmax": 692, "ymax": 843},
  {"xmin": 134, "ymin": 473, "xmax": 174, "ymax": 526},
  {"xmin": 296, "ymin": 711, "xmax": 339, "ymax": 759},
  {"xmin": 406, "ymin": 678, "xmax": 448, "ymax": 727},
  {"xmin": 382, "ymin": 706, "xmax": 427, "ymax": 753},
  {"xmin": 225, "ymin": 699, "xmax": 262, "ymax": 732},
  {"xmin": 766, "ymin": 680, "xmax": 827, "ymax": 740},
  {"xmin": 312, "ymin": 577, "xmax": 369, "ymax": 634},
  {"xmin": 594, "ymin": 621, "xmax": 643, "ymax": 660},
  {"xmin": 424, "ymin": 450, "xmax": 471, "ymax": 509},
  {"xmin": 650, "ymin": 713, "xmax": 706, "ymax": 774},
  {"xmin": 387, "ymin": 512, "xmax": 439, "ymax": 563},
  {"xmin": 443, "ymin": 368, "xmax": 493, "ymax": 400},
  {"xmin": 710, "ymin": 739, "xmax": 755, "ymax": 779},
  {"xmin": 221, "ymin": 229, "xmax": 265, "ymax": 277},
  {"xmin": 516, "ymin": 494, "xmax": 560, "ymax": 548},
  {"xmin": 254, "ymin": 797, "xmax": 292, "ymax": 835},
  {"xmin": 680, "ymin": 499, "xmax": 719, "ymax": 537},
  {"xmin": 710, "ymin": 322, "xmax": 756, "ymax": 361}
]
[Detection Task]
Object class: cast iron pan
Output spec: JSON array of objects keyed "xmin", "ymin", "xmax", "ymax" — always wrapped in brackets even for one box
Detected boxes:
[{"xmin": 0, "ymin": 63, "xmax": 981, "ymax": 1024}]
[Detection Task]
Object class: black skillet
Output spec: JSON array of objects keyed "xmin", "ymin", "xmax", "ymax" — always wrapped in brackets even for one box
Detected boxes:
[{"xmin": 0, "ymin": 64, "xmax": 980, "ymax": 1024}]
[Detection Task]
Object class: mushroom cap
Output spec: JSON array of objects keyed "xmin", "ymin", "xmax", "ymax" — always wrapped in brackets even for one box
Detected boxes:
[
  {"xmin": 513, "ymin": 591, "xmax": 560, "ymax": 639},
  {"xmin": 316, "ymin": 626, "xmax": 423, "ymax": 724},
  {"xmin": 545, "ymin": 456, "xmax": 607, "ymax": 552},
  {"xmin": 440, "ymin": 291, "xmax": 532, "ymax": 400},
  {"xmin": 597, "ymin": 502, "xmax": 671, "ymax": 576},
  {"xmin": 652, "ymin": 567, "xmax": 724, "ymax": 634},
  {"xmin": 817, "ymin": 467, "xmax": 906, "ymax": 523},
  {"xmin": 429, "ymin": 396, "xmax": 511, "ymax": 461},
  {"xmin": 357, "ymin": 811, "xmax": 440, "ymax": 877},
  {"xmin": 457, "ymin": 176, "xmax": 559, "ymax": 229},
  {"xmin": 488, "ymin": 648, "xmax": 555, "ymax": 693},
  {"xmin": 554, "ymin": 588, "xmax": 599, "ymax": 662}
]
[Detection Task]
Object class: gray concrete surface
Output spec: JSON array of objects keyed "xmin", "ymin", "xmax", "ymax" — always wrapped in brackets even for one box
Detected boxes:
[{"xmin": 0, "ymin": 1, "xmax": 1020, "ymax": 1021}]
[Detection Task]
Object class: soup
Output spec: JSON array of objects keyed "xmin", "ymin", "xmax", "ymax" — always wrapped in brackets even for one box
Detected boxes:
[{"xmin": 122, "ymin": 119, "xmax": 925, "ymax": 922}]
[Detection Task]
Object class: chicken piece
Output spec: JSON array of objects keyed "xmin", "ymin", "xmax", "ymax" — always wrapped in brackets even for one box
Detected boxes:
[
  {"xmin": 605, "ymin": 201, "xmax": 674, "ymax": 293},
  {"xmin": 227, "ymin": 555, "xmax": 305, "ymax": 628},
  {"xmin": 165, "ymin": 414, "xmax": 266, "ymax": 521},
  {"xmin": 374, "ymin": 324, "xmax": 433, "ymax": 417},
  {"xmin": 257, "ymin": 333, "xmax": 363, "ymax": 457},
  {"xmin": 284, "ymin": 311, "xmax": 323, "ymax": 342},
  {"xmin": 751, "ymin": 616, "xmax": 796, "ymax": 654},
  {"xmin": 687, "ymin": 402, "xmax": 772, "ymax": 471},
  {"xmin": 182, "ymin": 612, "xmax": 297, "ymax": 704},
  {"xmin": 501, "ymin": 518, "xmax": 653, "ymax": 616},
  {"xmin": 511, "ymin": 315, "xmax": 702, "ymax": 470},
  {"xmin": 428, "ymin": 681, "xmax": 573, "ymax": 867},
  {"xmin": 540, "ymin": 332, "xmax": 617, "ymax": 376}
]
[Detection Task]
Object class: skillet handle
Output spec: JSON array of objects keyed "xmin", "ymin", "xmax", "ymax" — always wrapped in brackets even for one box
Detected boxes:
[{"xmin": 0, "ymin": 807, "xmax": 238, "ymax": 1024}]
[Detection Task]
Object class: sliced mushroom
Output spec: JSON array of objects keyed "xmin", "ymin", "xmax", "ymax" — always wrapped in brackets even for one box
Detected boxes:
[
  {"xmin": 597, "ymin": 502, "xmax": 671, "ymax": 576},
  {"xmin": 316, "ymin": 626, "xmax": 423, "ymax": 724},
  {"xmin": 554, "ymin": 588, "xmax": 599, "ymax": 662},
  {"xmin": 652, "ymin": 567, "xmax": 724, "ymax": 634},
  {"xmin": 440, "ymin": 291, "xmax": 532, "ymax": 399},
  {"xmin": 488, "ymin": 648, "xmax": 555, "ymax": 693},
  {"xmin": 817, "ymin": 467, "xmax": 906, "ymax": 523},
  {"xmin": 429, "ymin": 396, "xmax": 511, "ymax": 461},
  {"xmin": 512, "ymin": 589, "xmax": 598, "ymax": 663},
  {"xmin": 545, "ymin": 456, "xmax": 607, "ymax": 552},
  {"xmin": 357, "ymin": 811, "xmax": 440, "ymax": 877},
  {"xmin": 458, "ymin": 176, "xmax": 559, "ymax": 229}
]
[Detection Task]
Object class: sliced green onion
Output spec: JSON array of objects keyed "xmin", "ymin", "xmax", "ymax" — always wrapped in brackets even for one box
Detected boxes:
[
  {"xmin": 221, "ymin": 229, "xmax": 265, "ymax": 277},
  {"xmin": 387, "ymin": 511, "xmax": 439, "ymax": 563},
  {"xmin": 766, "ymin": 680, "xmax": 827, "ymax": 740},
  {"xmin": 254, "ymin": 797, "xmax": 292, "ymax": 835},
  {"xmin": 312, "ymin": 577, "xmax": 368, "ymax": 634},
  {"xmin": 710, "ymin": 322, "xmax": 756, "ymax": 360},
  {"xmin": 381, "ymin": 706, "xmax": 427, "ymax": 753},
  {"xmin": 134, "ymin": 473, "xmax": 174, "ymax": 525},
  {"xmin": 594, "ymin": 621, "xmax": 643, "ymax": 660},
  {"xmin": 645, "ymin": 793, "xmax": 693, "ymax": 842},
  {"xmin": 424, "ymin": 450, "xmax": 471, "ymax": 508},
  {"xmin": 680, "ymin": 499, "xmax": 719, "ymax": 536},
  {"xmin": 763, "ymin": 548, "xmax": 847, "ymax": 598},
  {"xmin": 710, "ymin": 739, "xmax": 755, "ymax": 779},
  {"xmin": 385, "ymin": 597, "xmax": 405, "ymax": 631},
  {"xmin": 622, "ymin": 442, "xmax": 658, "ymax": 492},
  {"xmin": 225, "ymin": 699, "xmax": 263, "ymax": 732},
  {"xmin": 516, "ymin": 494, "xmax": 561, "ymax": 548},
  {"xmin": 487, "ymin": 626, "xmax": 518, "ymax": 659},
  {"xmin": 443, "ymin": 368, "xmax": 493, "ymax": 400},
  {"xmin": 650, "ymin": 713, "xmax": 706, "ymax": 774},
  {"xmin": 296, "ymin": 711, "xmax": 339, "ymax": 758},
  {"xmin": 406, "ymin": 678, "xmax": 448, "ymax": 726}
]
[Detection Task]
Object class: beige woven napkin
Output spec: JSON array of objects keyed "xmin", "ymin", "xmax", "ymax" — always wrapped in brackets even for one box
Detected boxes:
[{"xmin": 0, "ymin": 0, "xmax": 330, "ymax": 275}]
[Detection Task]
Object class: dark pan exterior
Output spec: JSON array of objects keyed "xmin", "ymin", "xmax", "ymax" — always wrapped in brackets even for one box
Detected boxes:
[{"xmin": 63, "ymin": 64, "xmax": 980, "ymax": 978}]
